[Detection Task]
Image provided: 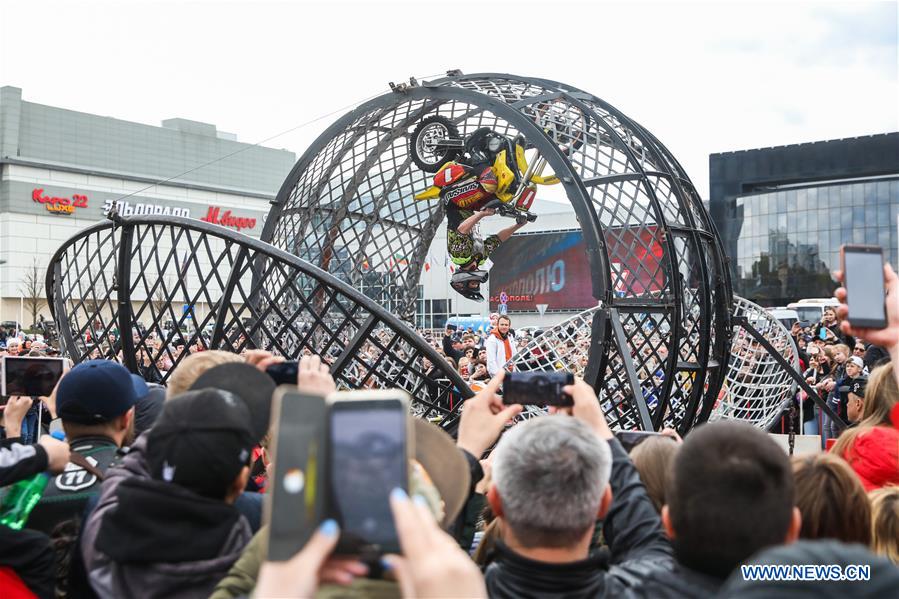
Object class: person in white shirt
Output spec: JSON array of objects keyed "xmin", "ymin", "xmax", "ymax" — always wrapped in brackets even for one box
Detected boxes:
[{"xmin": 486, "ymin": 315, "xmax": 516, "ymax": 377}]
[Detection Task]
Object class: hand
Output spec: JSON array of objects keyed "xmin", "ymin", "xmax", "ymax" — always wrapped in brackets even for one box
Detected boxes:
[
  {"xmin": 2, "ymin": 396, "xmax": 32, "ymax": 437},
  {"xmin": 384, "ymin": 489, "xmax": 487, "ymax": 599},
  {"xmin": 254, "ymin": 520, "xmax": 368, "ymax": 597},
  {"xmin": 478, "ymin": 208, "xmax": 496, "ymax": 217},
  {"xmin": 243, "ymin": 349, "xmax": 284, "ymax": 373},
  {"xmin": 39, "ymin": 435, "xmax": 71, "ymax": 474},
  {"xmin": 297, "ymin": 354, "xmax": 336, "ymax": 397},
  {"xmin": 474, "ymin": 457, "xmax": 493, "ymax": 495},
  {"xmin": 659, "ymin": 427, "xmax": 683, "ymax": 445},
  {"xmin": 561, "ymin": 378, "xmax": 613, "ymax": 440},
  {"xmin": 835, "ymin": 264, "xmax": 899, "ymax": 351},
  {"xmin": 456, "ymin": 372, "xmax": 522, "ymax": 458}
]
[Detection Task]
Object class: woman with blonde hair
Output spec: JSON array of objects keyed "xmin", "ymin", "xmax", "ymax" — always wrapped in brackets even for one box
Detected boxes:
[
  {"xmin": 869, "ymin": 486, "xmax": 899, "ymax": 564},
  {"xmin": 832, "ymin": 363, "xmax": 899, "ymax": 491},
  {"xmin": 630, "ymin": 434, "xmax": 680, "ymax": 514}
]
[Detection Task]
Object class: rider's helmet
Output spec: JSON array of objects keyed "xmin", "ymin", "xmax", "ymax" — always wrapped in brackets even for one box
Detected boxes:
[
  {"xmin": 450, "ymin": 268, "xmax": 489, "ymax": 302},
  {"xmin": 465, "ymin": 128, "xmax": 508, "ymax": 167}
]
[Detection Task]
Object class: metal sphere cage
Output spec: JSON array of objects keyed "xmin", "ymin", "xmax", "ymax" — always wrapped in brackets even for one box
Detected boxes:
[
  {"xmin": 44, "ymin": 72, "xmax": 759, "ymax": 435},
  {"xmin": 262, "ymin": 73, "xmax": 733, "ymax": 433}
]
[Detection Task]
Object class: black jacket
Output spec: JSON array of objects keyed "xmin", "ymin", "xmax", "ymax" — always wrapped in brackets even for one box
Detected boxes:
[
  {"xmin": 631, "ymin": 561, "xmax": 725, "ymax": 598},
  {"xmin": 81, "ymin": 434, "xmax": 252, "ymax": 599},
  {"xmin": 26, "ymin": 436, "xmax": 122, "ymax": 535},
  {"xmin": 483, "ymin": 438, "xmax": 673, "ymax": 598}
]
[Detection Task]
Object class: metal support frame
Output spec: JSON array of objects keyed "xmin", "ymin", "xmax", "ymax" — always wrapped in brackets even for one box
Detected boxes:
[
  {"xmin": 608, "ymin": 306, "xmax": 654, "ymax": 430},
  {"xmin": 734, "ymin": 315, "xmax": 846, "ymax": 427}
]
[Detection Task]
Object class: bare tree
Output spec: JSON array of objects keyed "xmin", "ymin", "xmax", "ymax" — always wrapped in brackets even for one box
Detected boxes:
[{"xmin": 19, "ymin": 259, "xmax": 46, "ymax": 329}]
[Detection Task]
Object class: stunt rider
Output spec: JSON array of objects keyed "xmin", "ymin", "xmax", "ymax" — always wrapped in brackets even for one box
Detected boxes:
[{"xmin": 416, "ymin": 128, "xmax": 536, "ymax": 301}]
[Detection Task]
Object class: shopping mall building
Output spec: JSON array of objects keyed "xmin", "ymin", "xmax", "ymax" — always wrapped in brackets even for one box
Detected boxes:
[{"xmin": 0, "ymin": 86, "xmax": 295, "ymax": 326}]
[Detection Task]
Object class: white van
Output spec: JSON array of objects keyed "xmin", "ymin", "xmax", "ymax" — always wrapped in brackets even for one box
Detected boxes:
[
  {"xmin": 767, "ymin": 308, "xmax": 799, "ymax": 330},
  {"xmin": 787, "ymin": 298, "xmax": 840, "ymax": 325}
]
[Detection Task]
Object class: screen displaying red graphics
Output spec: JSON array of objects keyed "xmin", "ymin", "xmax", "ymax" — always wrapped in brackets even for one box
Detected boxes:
[
  {"xmin": 488, "ymin": 231, "xmax": 595, "ymax": 311},
  {"xmin": 488, "ymin": 227, "xmax": 665, "ymax": 311}
]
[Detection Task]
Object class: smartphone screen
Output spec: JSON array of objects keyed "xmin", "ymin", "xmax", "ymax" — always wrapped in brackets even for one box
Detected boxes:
[
  {"xmin": 329, "ymin": 401, "xmax": 407, "ymax": 554},
  {"xmin": 843, "ymin": 245, "xmax": 887, "ymax": 328},
  {"xmin": 2, "ymin": 356, "xmax": 65, "ymax": 396}
]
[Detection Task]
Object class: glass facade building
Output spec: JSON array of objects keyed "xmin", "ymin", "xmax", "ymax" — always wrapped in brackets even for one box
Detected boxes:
[
  {"xmin": 734, "ymin": 180, "xmax": 898, "ymax": 303},
  {"xmin": 709, "ymin": 134, "xmax": 899, "ymax": 306}
]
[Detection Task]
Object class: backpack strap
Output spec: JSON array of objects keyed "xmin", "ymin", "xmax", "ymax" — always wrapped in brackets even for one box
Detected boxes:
[{"xmin": 68, "ymin": 451, "xmax": 105, "ymax": 481}]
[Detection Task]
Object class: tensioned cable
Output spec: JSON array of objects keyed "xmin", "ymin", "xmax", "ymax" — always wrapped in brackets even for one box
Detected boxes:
[{"xmin": 108, "ymin": 71, "xmax": 449, "ymax": 206}]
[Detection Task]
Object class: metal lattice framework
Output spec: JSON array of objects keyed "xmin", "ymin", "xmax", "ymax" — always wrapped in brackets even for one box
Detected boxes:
[
  {"xmin": 45, "ymin": 215, "xmax": 472, "ymax": 431},
  {"xmin": 711, "ymin": 296, "xmax": 801, "ymax": 430},
  {"xmin": 263, "ymin": 73, "xmax": 733, "ymax": 433}
]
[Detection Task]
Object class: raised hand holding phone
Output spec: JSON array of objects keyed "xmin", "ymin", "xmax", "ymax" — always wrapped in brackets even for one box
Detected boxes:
[
  {"xmin": 834, "ymin": 260, "xmax": 899, "ymax": 348},
  {"xmin": 834, "ymin": 259, "xmax": 899, "ymax": 391},
  {"xmin": 839, "ymin": 245, "xmax": 888, "ymax": 329}
]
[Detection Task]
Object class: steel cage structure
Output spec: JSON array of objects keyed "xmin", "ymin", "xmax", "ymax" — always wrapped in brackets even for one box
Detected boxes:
[
  {"xmin": 263, "ymin": 73, "xmax": 734, "ymax": 433},
  {"xmin": 45, "ymin": 214, "xmax": 473, "ymax": 431}
]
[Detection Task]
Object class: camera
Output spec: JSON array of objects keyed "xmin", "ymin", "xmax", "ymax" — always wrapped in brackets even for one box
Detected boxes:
[
  {"xmin": 265, "ymin": 361, "xmax": 298, "ymax": 386},
  {"xmin": 502, "ymin": 371, "xmax": 574, "ymax": 407}
]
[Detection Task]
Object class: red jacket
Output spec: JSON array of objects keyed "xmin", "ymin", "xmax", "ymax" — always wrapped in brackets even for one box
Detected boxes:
[{"xmin": 838, "ymin": 426, "xmax": 899, "ymax": 492}]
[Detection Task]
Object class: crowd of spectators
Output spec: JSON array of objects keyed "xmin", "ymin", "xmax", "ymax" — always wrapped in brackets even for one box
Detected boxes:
[
  {"xmin": 0, "ymin": 267, "xmax": 898, "ymax": 597},
  {"xmin": 785, "ymin": 302, "xmax": 894, "ymax": 443}
]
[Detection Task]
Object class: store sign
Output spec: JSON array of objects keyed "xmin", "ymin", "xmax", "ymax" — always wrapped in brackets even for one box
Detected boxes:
[
  {"xmin": 101, "ymin": 199, "xmax": 191, "ymax": 218},
  {"xmin": 200, "ymin": 206, "xmax": 257, "ymax": 232},
  {"xmin": 32, "ymin": 188, "xmax": 89, "ymax": 215}
]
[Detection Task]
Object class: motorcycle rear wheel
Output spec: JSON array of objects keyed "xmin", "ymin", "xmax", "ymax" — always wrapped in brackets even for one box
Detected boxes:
[{"xmin": 410, "ymin": 115, "xmax": 462, "ymax": 173}]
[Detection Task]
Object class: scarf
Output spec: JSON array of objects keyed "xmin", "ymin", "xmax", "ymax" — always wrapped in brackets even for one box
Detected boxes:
[{"xmin": 492, "ymin": 329, "xmax": 513, "ymax": 364}]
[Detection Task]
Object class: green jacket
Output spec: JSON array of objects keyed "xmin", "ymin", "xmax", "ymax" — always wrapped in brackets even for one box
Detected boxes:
[{"xmin": 210, "ymin": 526, "xmax": 401, "ymax": 599}]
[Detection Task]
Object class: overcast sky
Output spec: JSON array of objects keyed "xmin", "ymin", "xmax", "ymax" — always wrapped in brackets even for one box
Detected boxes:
[{"xmin": 1, "ymin": 0, "xmax": 896, "ymax": 200}]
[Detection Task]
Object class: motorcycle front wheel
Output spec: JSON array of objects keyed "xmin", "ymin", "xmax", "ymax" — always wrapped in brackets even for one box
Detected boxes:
[{"xmin": 409, "ymin": 115, "xmax": 461, "ymax": 173}]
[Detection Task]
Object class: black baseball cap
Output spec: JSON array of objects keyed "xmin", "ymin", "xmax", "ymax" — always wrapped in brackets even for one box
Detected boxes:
[
  {"xmin": 188, "ymin": 362, "xmax": 275, "ymax": 442},
  {"xmin": 146, "ymin": 388, "xmax": 255, "ymax": 500},
  {"xmin": 838, "ymin": 377, "xmax": 867, "ymax": 398},
  {"xmin": 56, "ymin": 360, "xmax": 147, "ymax": 424}
]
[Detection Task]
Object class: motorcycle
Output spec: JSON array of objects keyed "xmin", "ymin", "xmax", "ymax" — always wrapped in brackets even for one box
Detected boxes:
[{"xmin": 410, "ymin": 115, "xmax": 562, "ymax": 223}]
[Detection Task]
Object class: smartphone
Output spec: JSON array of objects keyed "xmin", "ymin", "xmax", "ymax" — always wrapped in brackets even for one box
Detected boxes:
[
  {"xmin": 615, "ymin": 430, "xmax": 670, "ymax": 452},
  {"xmin": 266, "ymin": 361, "xmax": 299, "ymax": 386},
  {"xmin": 2, "ymin": 356, "xmax": 66, "ymax": 397},
  {"xmin": 264, "ymin": 388, "xmax": 328, "ymax": 561},
  {"xmin": 841, "ymin": 244, "xmax": 888, "ymax": 329},
  {"xmin": 327, "ymin": 390, "xmax": 411, "ymax": 555},
  {"xmin": 502, "ymin": 371, "xmax": 574, "ymax": 406}
]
